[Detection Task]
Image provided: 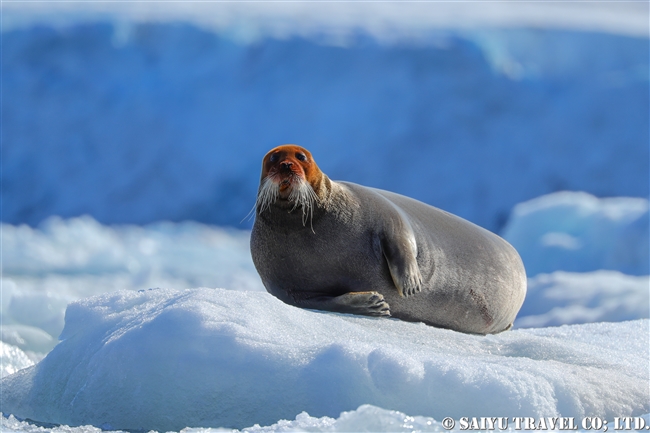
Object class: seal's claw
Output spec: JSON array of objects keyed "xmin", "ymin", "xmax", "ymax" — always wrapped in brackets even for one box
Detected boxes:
[
  {"xmin": 403, "ymin": 271, "xmax": 423, "ymax": 297},
  {"xmin": 396, "ymin": 266, "xmax": 423, "ymax": 297},
  {"xmin": 366, "ymin": 292, "xmax": 391, "ymax": 317},
  {"xmin": 342, "ymin": 291, "xmax": 390, "ymax": 317}
]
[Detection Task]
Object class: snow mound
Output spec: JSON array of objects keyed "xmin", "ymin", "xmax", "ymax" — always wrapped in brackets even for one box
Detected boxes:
[
  {"xmin": 0, "ymin": 342, "xmax": 35, "ymax": 379},
  {"xmin": 502, "ymin": 191, "xmax": 649, "ymax": 276},
  {"xmin": 1, "ymin": 217, "xmax": 262, "ymax": 357},
  {"xmin": 516, "ymin": 271, "xmax": 650, "ymax": 328},
  {"xmin": 2, "ymin": 288, "xmax": 647, "ymax": 431},
  {"xmin": 3, "ymin": 192, "xmax": 649, "ymax": 362}
]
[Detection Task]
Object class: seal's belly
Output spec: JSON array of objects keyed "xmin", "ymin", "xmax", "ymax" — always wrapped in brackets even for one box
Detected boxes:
[{"xmin": 260, "ymin": 227, "xmax": 395, "ymax": 298}]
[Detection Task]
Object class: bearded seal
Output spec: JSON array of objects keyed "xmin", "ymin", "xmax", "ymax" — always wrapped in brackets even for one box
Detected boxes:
[{"xmin": 250, "ymin": 145, "xmax": 527, "ymax": 334}]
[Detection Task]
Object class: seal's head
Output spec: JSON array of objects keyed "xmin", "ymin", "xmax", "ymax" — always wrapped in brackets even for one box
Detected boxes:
[{"xmin": 256, "ymin": 144, "xmax": 324, "ymax": 223}]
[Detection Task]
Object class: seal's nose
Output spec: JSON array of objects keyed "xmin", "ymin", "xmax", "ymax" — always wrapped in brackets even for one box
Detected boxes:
[{"xmin": 280, "ymin": 160, "xmax": 293, "ymax": 170}]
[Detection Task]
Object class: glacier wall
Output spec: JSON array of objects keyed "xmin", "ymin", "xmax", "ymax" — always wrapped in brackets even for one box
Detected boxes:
[{"xmin": 3, "ymin": 23, "xmax": 648, "ymax": 231}]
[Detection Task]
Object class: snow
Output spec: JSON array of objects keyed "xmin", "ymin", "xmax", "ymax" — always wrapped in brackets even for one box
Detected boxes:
[
  {"xmin": 503, "ymin": 192, "xmax": 649, "ymax": 276},
  {"xmin": 0, "ymin": 342, "xmax": 35, "ymax": 379},
  {"xmin": 3, "ymin": 410, "xmax": 650, "ymax": 433},
  {"xmin": 0, "ymin": 197, "xmax": 647, "ymax": 432},
  {"xmin": 2, "ymin": 216, "xmax": 263, "ymax": 296},
  {"xmin": 2, "ymin": 192, "xmax": 647, "ymax": 367},
  {"xmin": 0, "ymin": 217, "xmax": 262, "ymax": 364},
  {"xmin": 516, "ymin": 271, "xmax": 649, "ymax": 329},
  {"xmin": 1, "ymin": 288, "xmax": 648, "ymax": 432}
]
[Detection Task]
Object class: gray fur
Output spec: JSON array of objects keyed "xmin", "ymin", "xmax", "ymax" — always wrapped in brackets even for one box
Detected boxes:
[{"xmin": 251, "ymin": 177, "xmax": 527, "ymax": 335}]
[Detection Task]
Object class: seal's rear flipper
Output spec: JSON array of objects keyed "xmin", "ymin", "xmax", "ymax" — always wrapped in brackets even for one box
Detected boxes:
[{"xmin": 298, "ymin": 292, "xmax": 391, "ymax": 317}]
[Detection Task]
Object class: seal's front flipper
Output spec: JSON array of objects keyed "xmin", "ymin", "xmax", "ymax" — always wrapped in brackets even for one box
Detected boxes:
[
  {"xmin": 298, "ymin": 291, "xmax": 390, "ymax": 317},
  {"xmin": 372, "ymin": 192, "xmax": 424, "ymax": 298},
  {"xmin": 381, "ymin": 230, "xmax": 423, "ymax": 297}
]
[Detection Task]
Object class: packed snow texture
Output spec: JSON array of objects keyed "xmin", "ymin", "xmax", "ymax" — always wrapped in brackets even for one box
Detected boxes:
[
  {"xmin": 1, "ymin": 288, "xmax": 648, "ymax": 431},
  {"xmin": 2, "ymin": 191, "xmax": 648, "ymax": 369},
  {"xmin": 502, "ymin": 191, "xmax": 650, "ymax": 276},
  {"xmin": 2, "ymin": 21, "xmax": 648, "ymax": 232}
]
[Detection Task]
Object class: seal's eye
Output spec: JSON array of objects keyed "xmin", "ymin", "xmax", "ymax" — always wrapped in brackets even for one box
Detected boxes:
[
  {"xmin": 296, "ymin": 152, "xmax": 307, "ymax": 162},
  {"xmin": 269, "ymin": 153, "xmax": 280, "ymax": 163}
]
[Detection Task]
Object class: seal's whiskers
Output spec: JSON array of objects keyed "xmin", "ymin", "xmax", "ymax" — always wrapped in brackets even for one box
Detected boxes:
[
  {"xmin": 288, "ymin": 178, "xmax": 318, "ymax": 228},
  {"xmin": 256, "ymin": 175, "xmax": 318, "ymax": 230},
  {"xmin": 255, "ymin": 177, "xmax": 280, "ymax": 214}
]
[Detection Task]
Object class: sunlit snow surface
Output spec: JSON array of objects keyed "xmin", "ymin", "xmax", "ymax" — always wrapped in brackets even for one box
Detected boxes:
[
  {"xmin": 1, "ymin": 288, "xmax": 648, "ymax": 431},
  {"xmin": 2, "ymin": 192, "xmax": 647, "ymax": 362},
  {"xmin": 1, "ymin": 192, "xmax": 649, "ymax": 431}
]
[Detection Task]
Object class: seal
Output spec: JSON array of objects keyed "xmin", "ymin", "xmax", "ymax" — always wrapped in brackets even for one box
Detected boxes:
[{"xmin": 250, "ymin": 144, "xmax": 527, "ymax": 334}]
